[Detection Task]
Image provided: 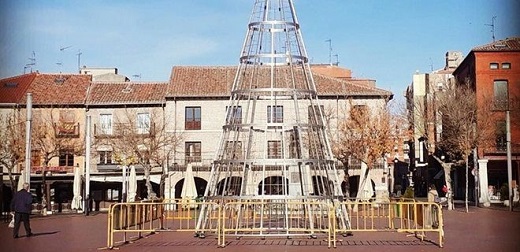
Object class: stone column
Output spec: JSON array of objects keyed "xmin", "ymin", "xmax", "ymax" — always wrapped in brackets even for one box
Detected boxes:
[{"xmin": 478, "ymin": 159, "xmax": 490, "ymax": 207}]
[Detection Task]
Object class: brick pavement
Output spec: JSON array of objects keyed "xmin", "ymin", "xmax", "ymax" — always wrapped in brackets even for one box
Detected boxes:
[{"xmin": 1, "ymin": 206, "xmax": 519, "ymax": 252}]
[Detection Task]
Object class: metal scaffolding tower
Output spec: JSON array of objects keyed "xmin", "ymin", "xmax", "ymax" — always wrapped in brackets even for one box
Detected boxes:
[{"xmin": 196, "ymin": 0, "xmax": 349, "ymax": 238}]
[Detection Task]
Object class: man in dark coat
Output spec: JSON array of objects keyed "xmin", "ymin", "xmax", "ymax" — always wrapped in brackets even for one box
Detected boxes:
[{"xmin": 11, "ymin": 182, "xmax": 33, "ymax": 238}]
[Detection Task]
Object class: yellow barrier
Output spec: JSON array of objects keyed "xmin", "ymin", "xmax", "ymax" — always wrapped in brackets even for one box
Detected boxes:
[
  {"xmin": 103, "ymin": 199, "xmax": 221, "ymax": 249},
  {"xmin": 334, "ymin": 201, "xmax": 444, "ymax": 248},
  {"xmin": 220, "ymin": 199, "xmax": 335, "ymax": 248},
  {"xmin": 103, "ymin": 199, "xmax": 444, "ymax": 249},
  {"xmin": 105, "ymin": 202, "xmax": 164, "ymax": 249}
]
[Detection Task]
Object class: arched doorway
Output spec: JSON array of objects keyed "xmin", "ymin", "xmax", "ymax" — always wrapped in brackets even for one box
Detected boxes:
[
  {"xmin": 348, "ymin": 175, "xmax": 376, "ymax": 198},
  {"xmin": 174, "ymin": 177, "xmax": 207, "ymax": 199},
  {"xmin": 216, "ymin": 176, "xmax": 242, "ymax": 196},
  {"xmin": 311, "ymin": 175, "xmax": 333, "ymax": 196},
  {"xmin": 258, "ymin": 176, "xmax": 289, "ymax": 195}
]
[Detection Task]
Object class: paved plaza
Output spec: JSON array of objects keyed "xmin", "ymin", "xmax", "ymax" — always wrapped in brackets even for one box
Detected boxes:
[{"xmin": 1, "ymin": 205, "xmax": 519, "ymax": 252}]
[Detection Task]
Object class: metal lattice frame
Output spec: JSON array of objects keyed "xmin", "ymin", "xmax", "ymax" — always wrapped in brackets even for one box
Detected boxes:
[{"xmin": 196, "ymin": 0, "xmax": 349, "ymax": 237}]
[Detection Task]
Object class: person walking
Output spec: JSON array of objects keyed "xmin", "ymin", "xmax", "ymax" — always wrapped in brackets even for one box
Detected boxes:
[
  {"xmin": 427, "ymin": 184, "xmax": 439, "ymax": 228},
  {"xmin": 11, "ymin": 182, "xmax": 33, "ymax": 238}
]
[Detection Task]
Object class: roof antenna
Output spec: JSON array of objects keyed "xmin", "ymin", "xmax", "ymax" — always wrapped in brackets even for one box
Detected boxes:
[
  {"xmin": 429, "ymin": 57, "xmax": 434, "ymax": 72},
  {"xmin": 485, "ymin": 16, "xmax": 496, "ymax": 42},
  {"xmin": 76, "ymin": 50, "xmax": 82, "ymax": 73},
  {"xmin": 333, "ymin": 54, "xmax": 339, "ymax": 66},
  {"xmin": 325, "ymin": 39, "xmax": 332, "ymax": 65},
  {"xmin": 25, "ymin": 51, "xmax": 36, "ymax": 74}
]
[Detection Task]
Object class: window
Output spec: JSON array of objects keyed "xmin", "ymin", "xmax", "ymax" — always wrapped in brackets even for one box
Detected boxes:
[
  {"xmin": 31, "ymin": 150, "xmax": 41, "ymax": 167},
  {"xmin": 267, "ymin": 140, "xmax": 282, "ymax": 159},
  {"xmin": 493, "ymin": 80, "xmax": 508, "ymax": 110},
  {"xmin": 225, "ymin": 141, "xmax": 243, "ymax": 159},
  {"xmin": 136, "ymin": 112, "xmax": 150, "ymax": 134},
  {"xmin": 98, "ymin": 151, "xmax": 113, "ymax": 165},
  {"xmin": 502, "ymin": 62, "xmax": 511, "ymax": 69},
  {"xmin": 267, "ymin": 105, "xmax": 283, "ymax": 123},
  {"xmin": 185, "ymin": 142, "xmax": 201, "ymax": 163},
  {"xmin": 496, "ymin": 121, "xmax": 506, "ymax": 151},
  {"xmin": 100, "ymin": 114, "xmax": 113, "ymax": 135},
  {"xmin": 185, "ymin": 107, "xmax": 201, "ymax": 130},
  {"xmin": 490, "ymin": 63, "xmax": 499, "ymax": 69},
  {"xmin": 59, "ymin": 149, "xmax": 74, "ymax": 166},
  {"xmin": 226, "ymin": 106, "xmax": 242, "ymax": 124}
]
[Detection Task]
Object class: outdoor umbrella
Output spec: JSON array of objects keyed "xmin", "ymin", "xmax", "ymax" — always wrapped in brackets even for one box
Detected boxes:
[
  {"xmin": 181, "ymin": 163, "xmax": 198, "ymax": 208},
  {"xmin": 127, "ymin": 165, "xmax": 137, "ymax": 202},
  {"xmin": 356, "ymin": 162, "xmax": 374, "ymax": 201},
  {"xmin": 71, "ymin": 166, "xmax": 83, "ymax": 210},
  {"xmin": 17, "ymin": 169, "xmax": 26, "ymax": 191}
]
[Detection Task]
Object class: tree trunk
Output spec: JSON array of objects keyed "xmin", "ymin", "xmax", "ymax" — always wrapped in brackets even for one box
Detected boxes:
[
  {"xmin": 144, "ymin": 166, "xmax": 156, "ymax": 200},
  {"xmin": 443, "ymin": 165, "xmax": 454, "ymax": 210}
]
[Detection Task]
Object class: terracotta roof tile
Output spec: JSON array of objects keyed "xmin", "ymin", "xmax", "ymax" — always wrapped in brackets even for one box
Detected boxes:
[
  {"xmin": 168, "ymin": 66, "xmax": 392, "ymax": 98},
  {"xmin": 17, "ymin": 73, "xmax": 91, "ymax": 105},
  {"xmin": 472, "ymin": 37, "xmax": 520, "ymax": 52},
  {"xmin": 87, "ymin": 82, "xmax": 168, "ymax": 105},
  {"xmin": 15, "ymin": 73, "xmax": 91, "ymax": 105},
  {"xmin": 0, "ymin": 73, "xmax": 37, "ymax": 104}
]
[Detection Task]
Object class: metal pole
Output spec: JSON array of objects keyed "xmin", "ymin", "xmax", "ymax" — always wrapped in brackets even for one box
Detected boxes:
[
  {"xmin": 85, "ymin": 115, "xmax": 91, "ymax": 215},
  {"xmin": 506, "ymin": 110, "xmax": 513, "ymax": 211},
  {"xmin": 122, "ymin": 165, "xmax": 127, "ymax": 203},
  {"xmin": 24, "ymin": 93, "xmax": 33, "ymax": 184}
]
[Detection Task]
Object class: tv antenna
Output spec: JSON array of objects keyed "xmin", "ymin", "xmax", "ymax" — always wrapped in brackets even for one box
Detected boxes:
[
  {"xmin": 58, "ymin": 45, "xmax": 72, "ymax": 73},
  {"xmin": 25, "ymin": 51, "xmax": 36, "ymax": 73},
  {"xmin": 429, "ymin": 57, "xmax": 434, "ymax": 71},
  {"xmin": 76, "ymin": 50, "xmax": 82, "ymax": 73},
  {"xmin": 325, "ymin": 39, "xmax": 332, "ymax": 65},
  {"xmin": 333, "ymin": 54, "xmax": 339, "ymax": 66},
  {"xmin": 485, "ymin": 16, "xmax": 496, "ymax": 42}
]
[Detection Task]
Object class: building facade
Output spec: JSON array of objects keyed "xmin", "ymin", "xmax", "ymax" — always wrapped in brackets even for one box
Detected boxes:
[
  {"xmin": 453, "ymin": 37, "xmax": 520, "ymax": 205},
  {"xmin": 1, "ymin": 65, "xmax": 394, "ymax": 211}
]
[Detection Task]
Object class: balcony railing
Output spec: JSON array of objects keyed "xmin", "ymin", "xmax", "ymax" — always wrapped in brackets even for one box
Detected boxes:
[
  {"xmin": 54, "ymin": 122, "xmax": 80, "ymax": 138},
  {"xmin": 32, "ymin": 166, "xmax": 73, "ymax": 174},
  {"xmin": 482, "ymin": 143, "xmax": 520, "ymax": 155},
  {"xmin": 94, "ymin": 123, "xmax": 156, "ymax": 138}
]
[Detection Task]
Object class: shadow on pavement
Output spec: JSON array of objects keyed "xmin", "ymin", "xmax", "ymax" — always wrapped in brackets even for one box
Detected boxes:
[{"xmin": 31, "ymin": 231, "xmax": 60, "ymax": 237}]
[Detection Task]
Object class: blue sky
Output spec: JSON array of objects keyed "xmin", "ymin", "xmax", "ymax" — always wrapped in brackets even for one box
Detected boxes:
[{"xmin": 1, "ymin": 0, "xmax": 519, "ymax": 98}]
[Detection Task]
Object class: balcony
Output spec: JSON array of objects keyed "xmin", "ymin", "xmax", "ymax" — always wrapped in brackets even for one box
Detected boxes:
[
  {"xmin": 482, "ymin": 143, "xmax": 520, "ymax": 156},
  {"xmin": 54, "ymin": 122, "xmax": 80, "ymax": 138},
  {"xmin": 94, "ymin": 123, "xmax": 156, "ymax": 138},
  {"xmin": 32, "ymin": 166, "xmax": 73, "ymax": 174}
]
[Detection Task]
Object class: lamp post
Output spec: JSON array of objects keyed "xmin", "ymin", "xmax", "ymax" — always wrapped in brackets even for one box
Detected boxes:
[{"xmin": 506, "ymin": 110, "xmax": 513, "ymax": 211}]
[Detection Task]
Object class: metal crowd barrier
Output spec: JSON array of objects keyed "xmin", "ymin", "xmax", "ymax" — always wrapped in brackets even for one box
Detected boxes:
[
  {"xmin": 334, "ymin": 200, "xmax": 444, "ymax": 248},
  {"xmin": 220, "ymin": 199, "xmax": 335, "ymax": 247},
  {"xmin": 104, "ymin": 201, "xmax": 164, "ymax": 249},
  {"xmin": 103, "ymin": 199, "xmax": 444, "ymax": 249}
]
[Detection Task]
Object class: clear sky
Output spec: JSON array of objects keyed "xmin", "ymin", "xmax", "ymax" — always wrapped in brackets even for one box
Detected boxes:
[{"xmin": 1, "ymin": 0, "xmax": 519, "ymax": 98}]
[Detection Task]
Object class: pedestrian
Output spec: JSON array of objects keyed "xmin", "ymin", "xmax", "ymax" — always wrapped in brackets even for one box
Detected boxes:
[
  {"xmin": 428, "ymin": 184, "xmax": 439, "ymax": 203},
  {"xmin": 427, "ymin": 184, "xmax": 439, "ymax": 228},
  {"xmin": 11, "ymin": 182, "xmax": 33, "ymax": 238}
]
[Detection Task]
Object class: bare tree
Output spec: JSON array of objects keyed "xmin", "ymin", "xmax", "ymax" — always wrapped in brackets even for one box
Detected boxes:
[
  {"xmin": 0, "ymin": 111, "xmax": 25, "ymax": 194},
  {"xmin": 108, "ymin": 109, "xmax": 182, "ymax": 200},
  {"xmin": 31, "ymin": 108, "xmax": 84, "ymax": 209},
  {"xmin": 332, "ymin": 99, "xmax": 394, "ymax": 199},
  {"xmin": 435, "ymin": 82, "xmax": 495, "ymax": 212}
]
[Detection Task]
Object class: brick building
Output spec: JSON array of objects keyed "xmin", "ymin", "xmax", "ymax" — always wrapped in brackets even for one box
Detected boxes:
[{"xmin": 453, "ymin": 37, "xmax": 520, "ymax": 205}]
